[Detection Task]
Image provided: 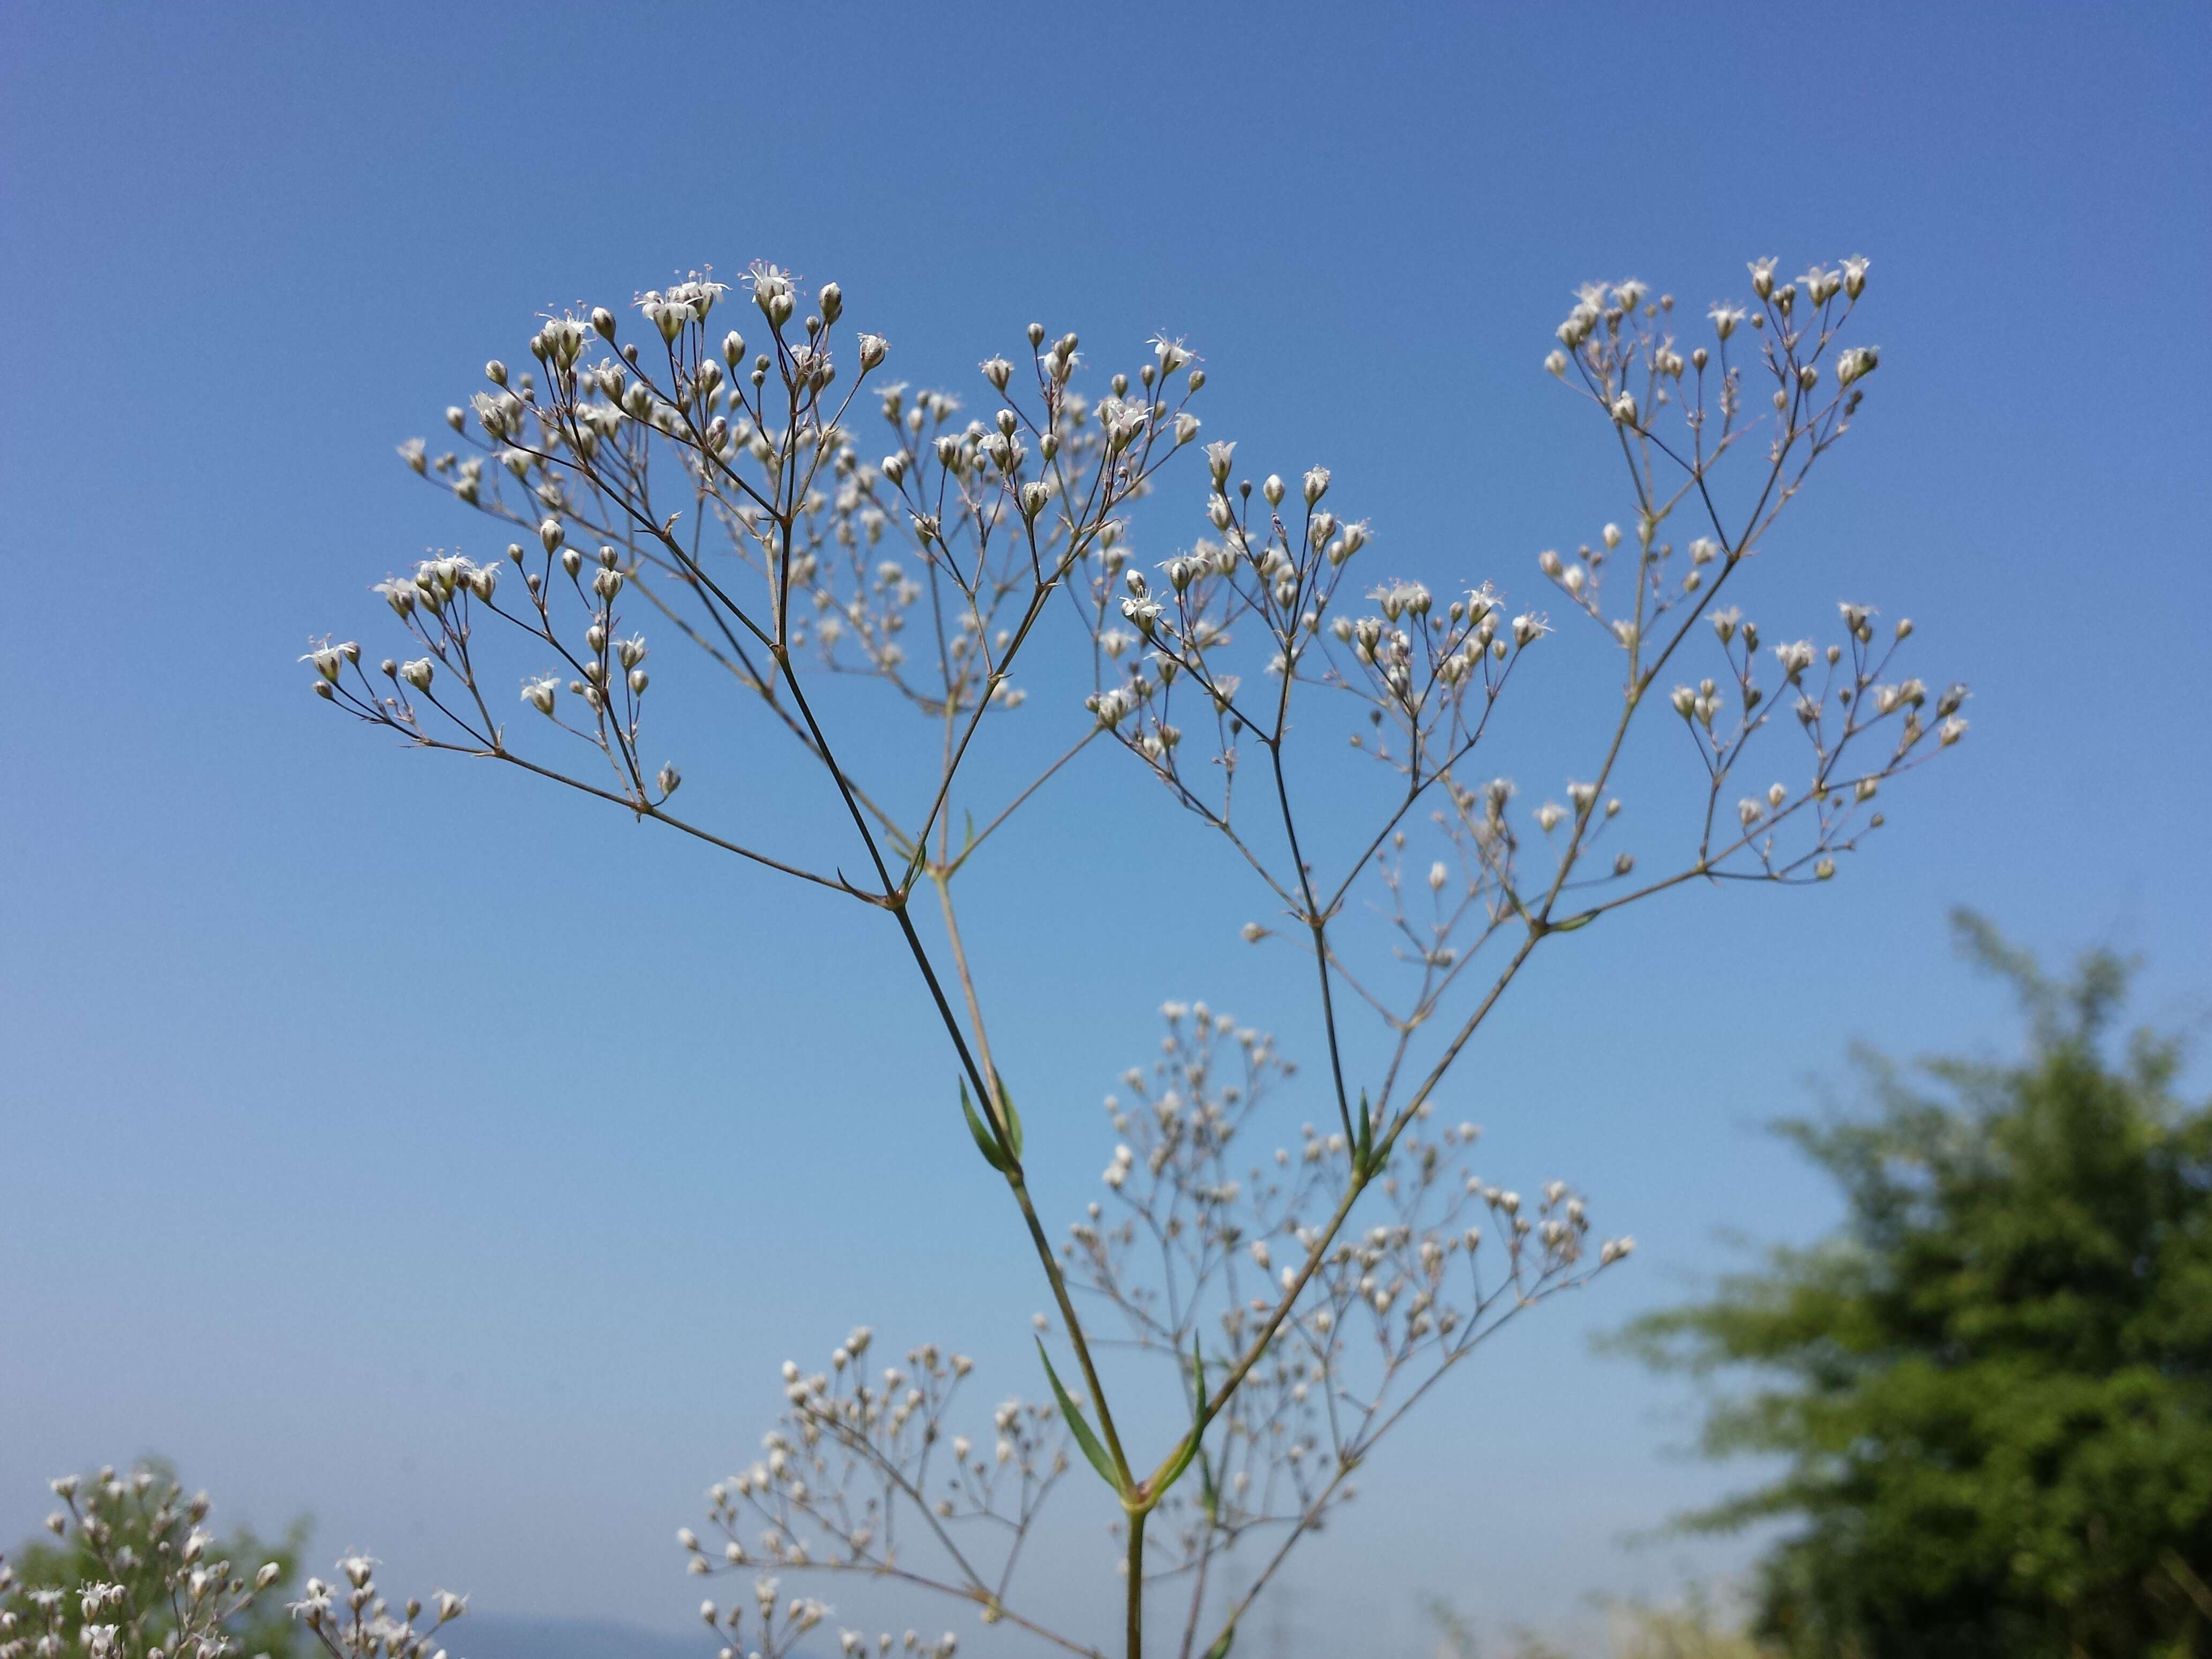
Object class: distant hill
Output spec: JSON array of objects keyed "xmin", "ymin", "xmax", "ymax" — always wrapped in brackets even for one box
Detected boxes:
[{"xmin": 453, "ymin": 1615, "xmax": 722, "ymax": 1659}]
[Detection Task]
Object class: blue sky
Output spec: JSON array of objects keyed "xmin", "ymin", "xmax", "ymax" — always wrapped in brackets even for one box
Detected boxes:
[{"xmin": 3, "ymin": 2, "xmax": 2208, "ymax": 1653}]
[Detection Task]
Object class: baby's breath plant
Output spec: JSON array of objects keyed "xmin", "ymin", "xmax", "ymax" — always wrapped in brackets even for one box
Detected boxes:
[
  {"xmin": 0, "ymin": 1464, "xmax": 456, "ymax": 1659},
  {"xmin": 302, "ymin": 255, "xmax": 1961, "ymax": 1658}
]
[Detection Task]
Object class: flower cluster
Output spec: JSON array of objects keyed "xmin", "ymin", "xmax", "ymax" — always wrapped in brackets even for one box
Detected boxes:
[
  {"xmin": 307, "ymin": 255, "xmax": 1960, "ymax": 1659},
  {"xmin": 1, "ymin": 1469, "xmax": 458, "ymax": 1659},
  {"xmin": 683, "ymin": 1332, "xmax": 1070, "ymax": 1653}
]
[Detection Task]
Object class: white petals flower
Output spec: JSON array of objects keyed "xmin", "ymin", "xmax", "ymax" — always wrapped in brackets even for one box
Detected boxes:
[
  {"xmin": 1120, "ymin": 594, "xmax": 1167, "ymax": 633},
  {"xmin": 295, "ymin": 262, "xmax": 1962, "ymax": 1649}
]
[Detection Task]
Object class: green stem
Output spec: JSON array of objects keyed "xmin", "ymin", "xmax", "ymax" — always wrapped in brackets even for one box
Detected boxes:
[{"xmin": 1125, "ymin": 1506, "xmax": 1147, "ymax": 1659}]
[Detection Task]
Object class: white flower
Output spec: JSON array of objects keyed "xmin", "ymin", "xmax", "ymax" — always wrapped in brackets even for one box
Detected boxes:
[
  {"xmin": 300, "ymin": 641, "xmax": 356, "ymax": 682},
  {"xmin": 1120, "ymin": 594, "xmax": 1167, "ymax": 633},
  {"xmin": 1773, "ymin": 639, "xmax": 1815, "ymax": 677}
]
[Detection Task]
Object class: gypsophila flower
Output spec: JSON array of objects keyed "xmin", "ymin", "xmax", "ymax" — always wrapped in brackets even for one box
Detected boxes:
[{"xmin": 294, "ymin": 252, "xmax": 1963, "ymax": 1659}]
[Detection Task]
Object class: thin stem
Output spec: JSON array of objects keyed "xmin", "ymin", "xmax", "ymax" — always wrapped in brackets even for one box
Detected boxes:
[{"xmin": 1125, "ymin": 1505, "xmax": 1147, "ymax": 1659}]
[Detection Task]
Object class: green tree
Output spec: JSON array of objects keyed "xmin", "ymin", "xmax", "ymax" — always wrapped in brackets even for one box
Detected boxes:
[
  {"xmin": 1, "ymin": 1460, "xmax": 308, "ymax": 1659},
  {"xmin": 1621, "ymin": 914, "xmax": 2212, "ymax": 1657}
]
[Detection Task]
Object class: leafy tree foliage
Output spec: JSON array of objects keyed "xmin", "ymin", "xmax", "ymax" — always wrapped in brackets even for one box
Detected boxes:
[{"xmin": 1623, "ymin": 914, "xmax": 2212, "ymax": 1656}]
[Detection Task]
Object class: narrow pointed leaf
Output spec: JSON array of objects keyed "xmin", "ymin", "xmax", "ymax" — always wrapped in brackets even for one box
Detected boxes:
[
  {"xmin": 960, "ymin": 1079, "xmax": 1011, "ymax": 1172},
  {"xmin": 1202, "ymin": 1627, "xmax": 1235, "ymax": 1659},
  {"xmin": 1154, "ymin": 1426, "xmax": 1206, "ymax": 1500},
  {"xmin": 991, "ymin": 1067, "xmax": 1023, "ymax": 1161},
  {"xmin": 1154, "ymin": 1334, "xmax": 1212, "ymax": 1501},
  {"xmin": 1037, "ymin": 1340, "xmax": 1123, "ymax": 1494}
]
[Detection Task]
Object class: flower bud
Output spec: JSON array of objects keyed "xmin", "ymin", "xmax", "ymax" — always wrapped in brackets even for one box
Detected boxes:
[
  {"xmin": 1263, "ymin": 474, "xmax": 1284, "ymax": 506},
  {"xmin": 818, "ymin": 282, "xmax": 842, "ymax": 325},
  {"xmin": 1835, "ymin": 346, "xmax": 1879, "ymax": 387}
]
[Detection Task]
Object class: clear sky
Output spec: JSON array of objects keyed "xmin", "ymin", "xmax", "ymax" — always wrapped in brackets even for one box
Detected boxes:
[{"xmin": 3, "ymin": 2, "xmax": 2208, "ymax": 1654}]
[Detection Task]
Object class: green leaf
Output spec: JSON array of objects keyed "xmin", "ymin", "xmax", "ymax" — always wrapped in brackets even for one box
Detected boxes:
[
  {"xmin": 959, "ymin": 1079, "xmax": 1011, "ymax": 1173},
  {"xmin": 1355, "ymin": 1090, "xmax": 1375, "ymax": 1176},
  {"xmin": 1037, "ymin": 1339, "xmax": 1123, "ymax": 1495},
  {"xmin": 1549, "ymin": 909, "xmax": 1597, "ymax": 933},
  {"xmin": 1201, "ymin": 1626, "xmax": 1235, "ymax": 1659},
  {"xmin": 1153, "ymin": 1335, "xmax": 1212, "ymax": 1502},
  {"xmin": 991, "ymin": 1067, "xmax": 1023, "ymax": 1161}
]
